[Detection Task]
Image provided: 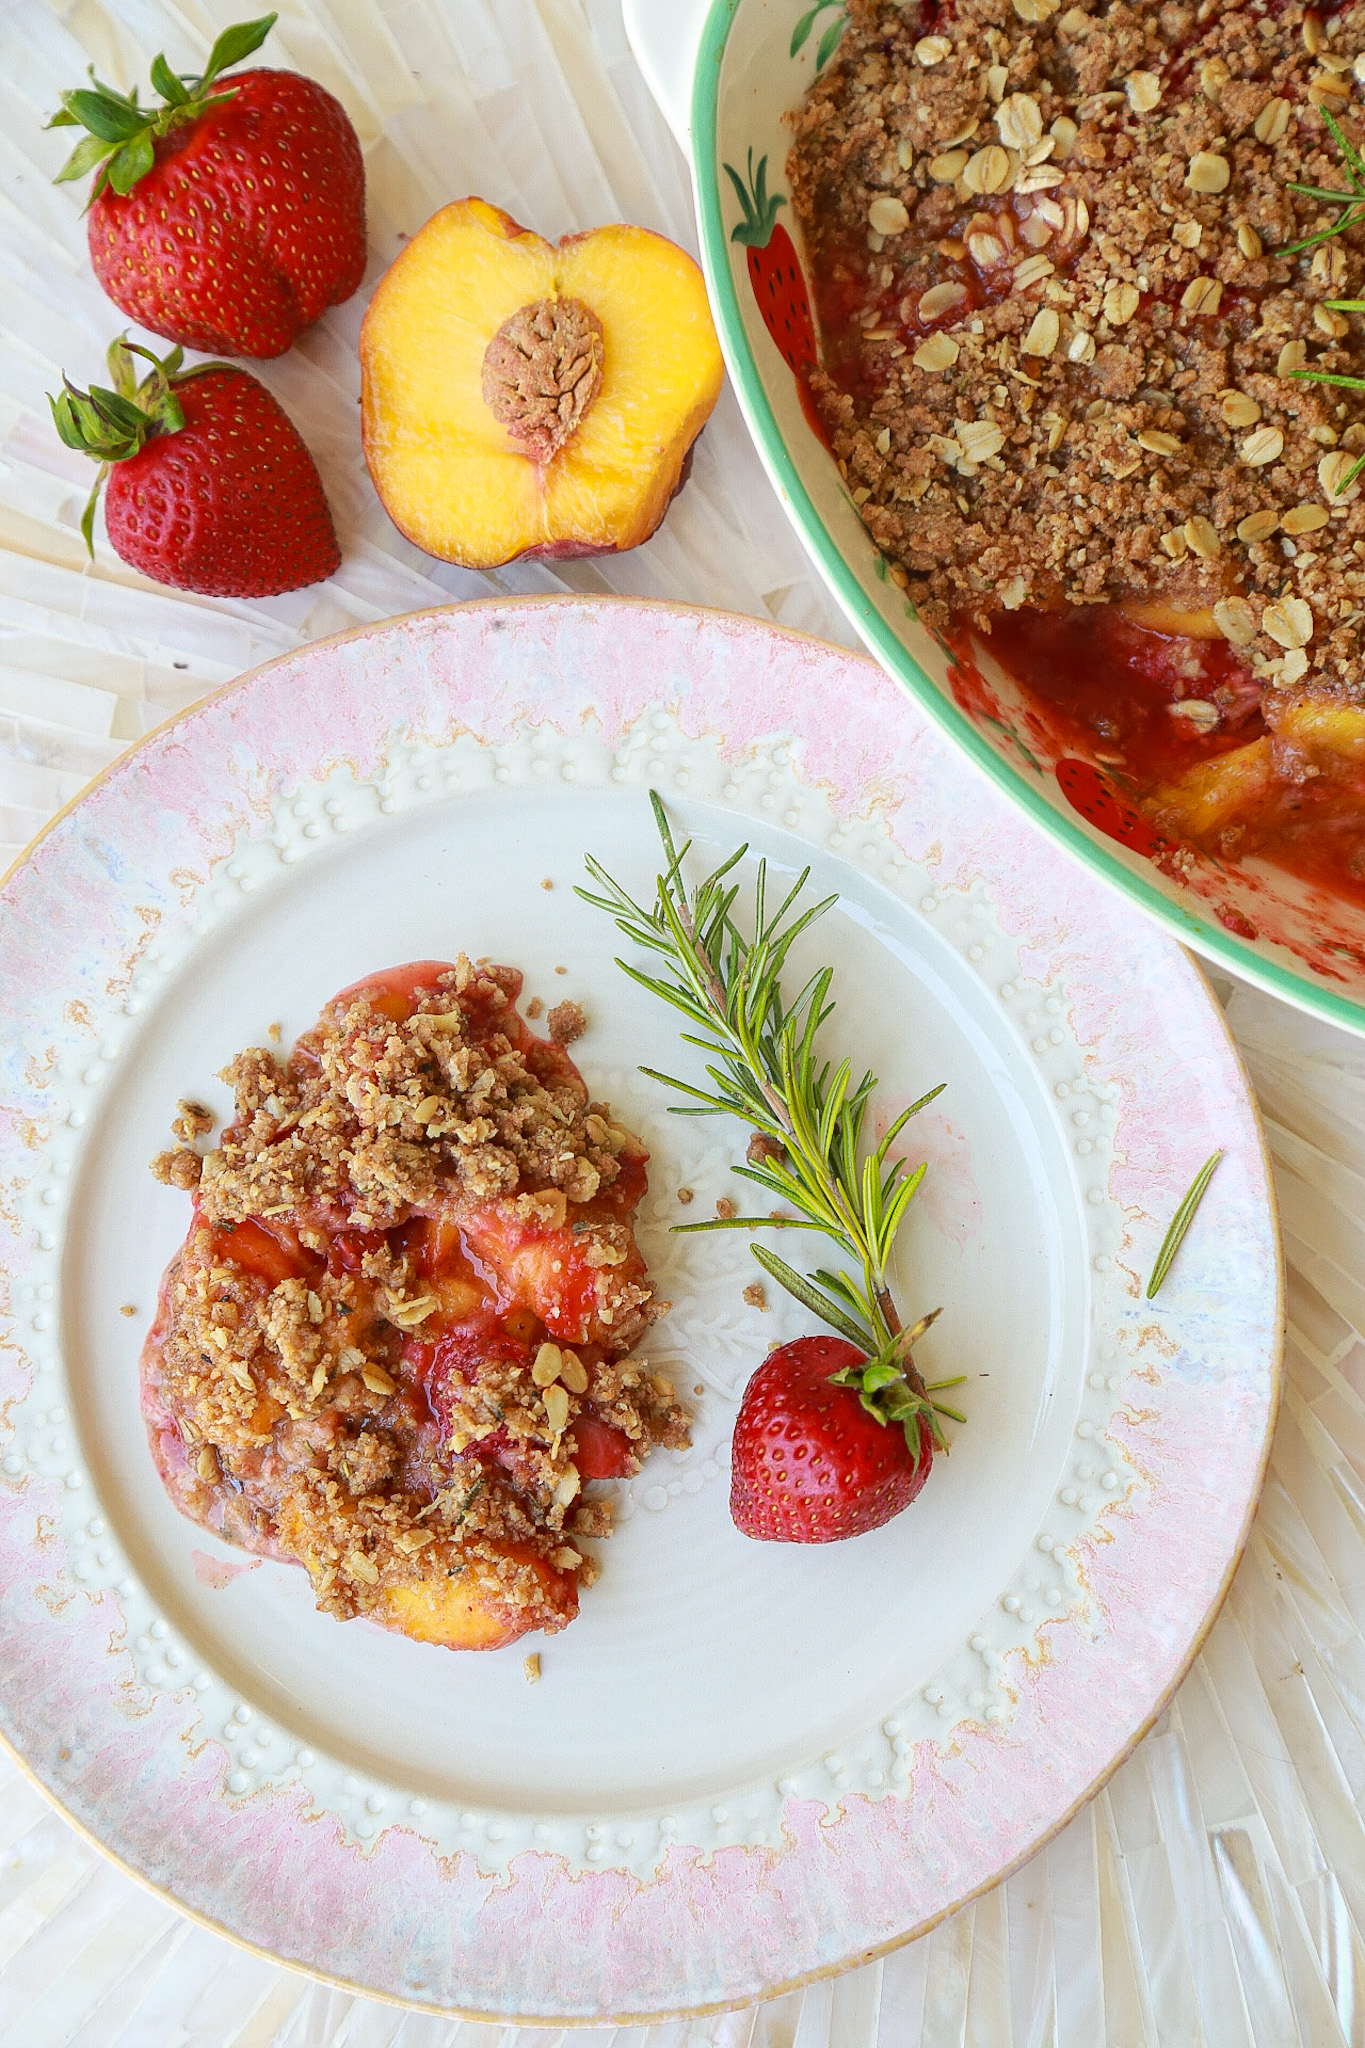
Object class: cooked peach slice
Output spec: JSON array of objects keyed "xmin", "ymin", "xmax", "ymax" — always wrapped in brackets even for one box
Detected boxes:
[
  {"xmin": 1149, "ymin": 737, "xmax": 1275, "ymax": 838},
  {"xmin": 382, "ymin": 1551, "xmax": 577, "ymax": 1649},
  {"xmin": 274, "ymin": 1495, "xmax": 575, "ymax": 1651},
  {"xmin": 1119, "ymin": 600, "xmax": 1226, "ymax": 641},
  {"xmin": 460, "ymin": 1198, "xmax": 652, "ymax": 1348},
  {"xmin": 1273, "ymin": 700, "xmax": 1365, "ymax": 766},
  {"xmin": 359, "ymin": 198, "xmax": 724, "ymax": 568},
  {"xmin": 382, "ymin": 1575, "xmax": 515, "ymax": 1649}
]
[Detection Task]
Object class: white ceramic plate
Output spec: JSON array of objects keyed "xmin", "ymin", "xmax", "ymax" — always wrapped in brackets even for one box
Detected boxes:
[{"xmin": 0, "ymin": 598, "xmax": 1280, "ymax": 2018}]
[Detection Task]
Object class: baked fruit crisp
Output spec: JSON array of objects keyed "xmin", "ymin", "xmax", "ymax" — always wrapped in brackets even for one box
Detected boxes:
[
  {"xmin": 789, "ymin": 0, "xmax": 1365, "ymax": 898},
  {"xmin": 144, "ymin": 958, "xmax": 687, "ymax": 1650}
]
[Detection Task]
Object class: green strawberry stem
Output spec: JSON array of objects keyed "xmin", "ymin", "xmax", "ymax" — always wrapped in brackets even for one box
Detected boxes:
[
  {"xmin": 47, "ymin": 13, "xmax": 277, "ymax": 202},
  {"xmin": 578, "ymin": 792, "xmax": 955, "ymax": 1454},
  {"xmin": 49, "ymin": 337, "xmax": 219, "ymax": 555},
  {"xmin": 724, "ymin": 150, "xmax": 786, "ymax": 250},
  {"xmin": 829, "ymin": 1317, "xmax": 967, "ymax": 1441}
]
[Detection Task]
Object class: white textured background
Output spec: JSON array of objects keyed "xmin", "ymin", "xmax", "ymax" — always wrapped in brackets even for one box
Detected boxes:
[{"xmin": 0, "ymin": 2, "xmax": 1362, "ymax": 2042}]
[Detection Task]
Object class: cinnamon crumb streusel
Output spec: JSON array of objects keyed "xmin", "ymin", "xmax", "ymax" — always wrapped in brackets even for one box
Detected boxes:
[
  {"xmin": 546, "ymin": 998, "xmax": 587, "ymax": 1045},
  {"xmin": 143, "ymin": 956, "xmax": 688, "ymax": 1649},
  {"xmin": 790, "ymin": 0, "xmax": 1365, "ymax": 705}
]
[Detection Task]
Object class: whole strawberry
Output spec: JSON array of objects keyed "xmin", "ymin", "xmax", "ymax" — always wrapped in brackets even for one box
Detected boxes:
[
  {"xmin": 51, "ymin": 339, "xmax": 340, "ymax": 597},
  {"xmin": 730, "ymin": 1334, "xmax": 946, "ymax": 1543},
  {"xmin": 49, "ymin": 15, "xmax": 365, "ymax": 358}
]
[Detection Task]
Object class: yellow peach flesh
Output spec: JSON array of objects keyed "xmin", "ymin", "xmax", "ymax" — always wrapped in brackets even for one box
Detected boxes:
[
  {"xmin": 276, "ymin": 1497, "xmax": 539, "ymax": 1652},
  {"xmin": 429, "ymin": 1270, "xmax": 489, "ymax": 1322},
  {"xmin": 1150, "ymin": 737, "xmax": 1274, "ymax": 837},
  {"xmin": 381, "ymin": 1573, "xmax": 523, "ymax": 1650},
  {"xmin": 1275, "ymin": 700, "xmax": 1365, "ymax": 764},
  {"xmin": 362, "ymin": 202, "xmax": 554, "ymax": 562},
  {"xmin": 360, "ymin": 199, "xmax": 723, "ymax": 568},
  {"xmin": 545, "ymin": 225, "xmax": 725, "ymax": 548},
  {"xmin": 1119, "ymin": 601, "xmax": 1227, "ymax": 641}
]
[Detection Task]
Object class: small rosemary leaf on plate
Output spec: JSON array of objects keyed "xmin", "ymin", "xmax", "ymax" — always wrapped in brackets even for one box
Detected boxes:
[
  {"xmin": 672, "ymin": 1213, "xmax": 825, "ymax": 1232},
  {"xmin": 1145, "ymin": 1150, "xmax": 1223, "ymax": 1300}
]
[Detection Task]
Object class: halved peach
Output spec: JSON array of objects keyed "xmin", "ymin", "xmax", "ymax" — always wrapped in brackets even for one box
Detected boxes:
[{"xmin": 359, "ymin": 198, "xmax": 724, "ymax": 567}]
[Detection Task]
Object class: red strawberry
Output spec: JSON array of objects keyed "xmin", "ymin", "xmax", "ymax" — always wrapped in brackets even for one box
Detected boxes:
[
  {"xmin": 725, "ymin": 151, "xmax": 822, "ymax": 372},
  {"xmin": 49, "ymin": 16, "xmax": 365, "ymax": 358},
  {"xmin": 730, "ymin": 1334, "xmax": 937, "ymax": 1543},
  {"xmin": 1056, "ymin": 757, "xmax": 1168, "ymax": 858},
  {"xmin": 51, "ymin": 339, "xmax": 340, "ymax": 597},
  {"xmin": 568, "ymin": 1412, "xmax": 636, "ymax": 1479}
]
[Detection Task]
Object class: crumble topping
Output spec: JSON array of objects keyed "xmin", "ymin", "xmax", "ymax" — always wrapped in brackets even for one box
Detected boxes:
[
  {"xmin": 170, "ymin": 1098, "xmax": 213, "ymax": 1143},
  {"xmin": 144, "ymin": 957, "xmax": 688, "ymax": 1640},
  {"xmin": 159, "ymin": 956, "xmax": 627, "ymax": 1227},
  {"xmin": 790, "ymin": 0, "xmax": 1365, "ymax": 703},
  {"xmin": 546, "ymin": 998, "xmax": 586, "ymax": 1045}
]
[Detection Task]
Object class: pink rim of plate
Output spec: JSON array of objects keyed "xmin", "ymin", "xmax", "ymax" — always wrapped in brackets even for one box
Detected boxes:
[{"xmin": 0, "ymin": 597, "xmax": 1282, "ymax": 2021}]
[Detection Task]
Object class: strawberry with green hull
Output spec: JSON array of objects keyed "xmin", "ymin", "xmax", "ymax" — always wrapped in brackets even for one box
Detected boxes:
[
  {"xmin": 581, "ymin": 793, "xmax": 966, "ymax": 1545},
  {"xmin": 51, "ymin": 338, "xmax": 340, "ymax": 597},
  {"xmin": 48, "ymin": 15, "xmax": 365, "ymax": 359},
  {"xmin": 731, "ymin": 1335, "xmax": 938, "ymax": 1543}
]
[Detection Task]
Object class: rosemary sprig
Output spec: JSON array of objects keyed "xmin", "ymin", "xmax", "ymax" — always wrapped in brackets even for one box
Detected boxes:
[
  {"xmin": 577, "ymin": 794, "xmax": 960, "ymax": 1447},
  {"xmin": 1145, "ymin": 1150, "xmax": 1223, "ymax": 1300},
  {"xmin": 1280, "ymin": 107, "xmax": 1365, "ymax": 257},
  {"xmin": 1283, "ymin": 108, "xmax": 1365, "ymax": 492}
]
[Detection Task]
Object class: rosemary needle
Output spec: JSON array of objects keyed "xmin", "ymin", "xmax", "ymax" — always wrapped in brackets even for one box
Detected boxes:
[{"xmin": 1145, "ymin": 1150, "xmax": 1223, "ymax": 1300}]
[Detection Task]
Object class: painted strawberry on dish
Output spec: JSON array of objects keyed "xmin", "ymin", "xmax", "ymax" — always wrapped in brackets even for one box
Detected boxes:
[
  {"xmin": 1056, "ymin": 758, "xmax": 1168, "ymax": 860},
  {"xmin": 725, "ymin": 150, "xmax": 817, "ymax": 377}
]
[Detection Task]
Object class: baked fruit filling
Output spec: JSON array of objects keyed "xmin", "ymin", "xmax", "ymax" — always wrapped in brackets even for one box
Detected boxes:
[
  {"xmin": 790, "ymin": 0, "xmax": 1365, "ymax": 893},
  {"xmin": 145, "ymin": 958, "xmax": 688, "ymax": 1650}
]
